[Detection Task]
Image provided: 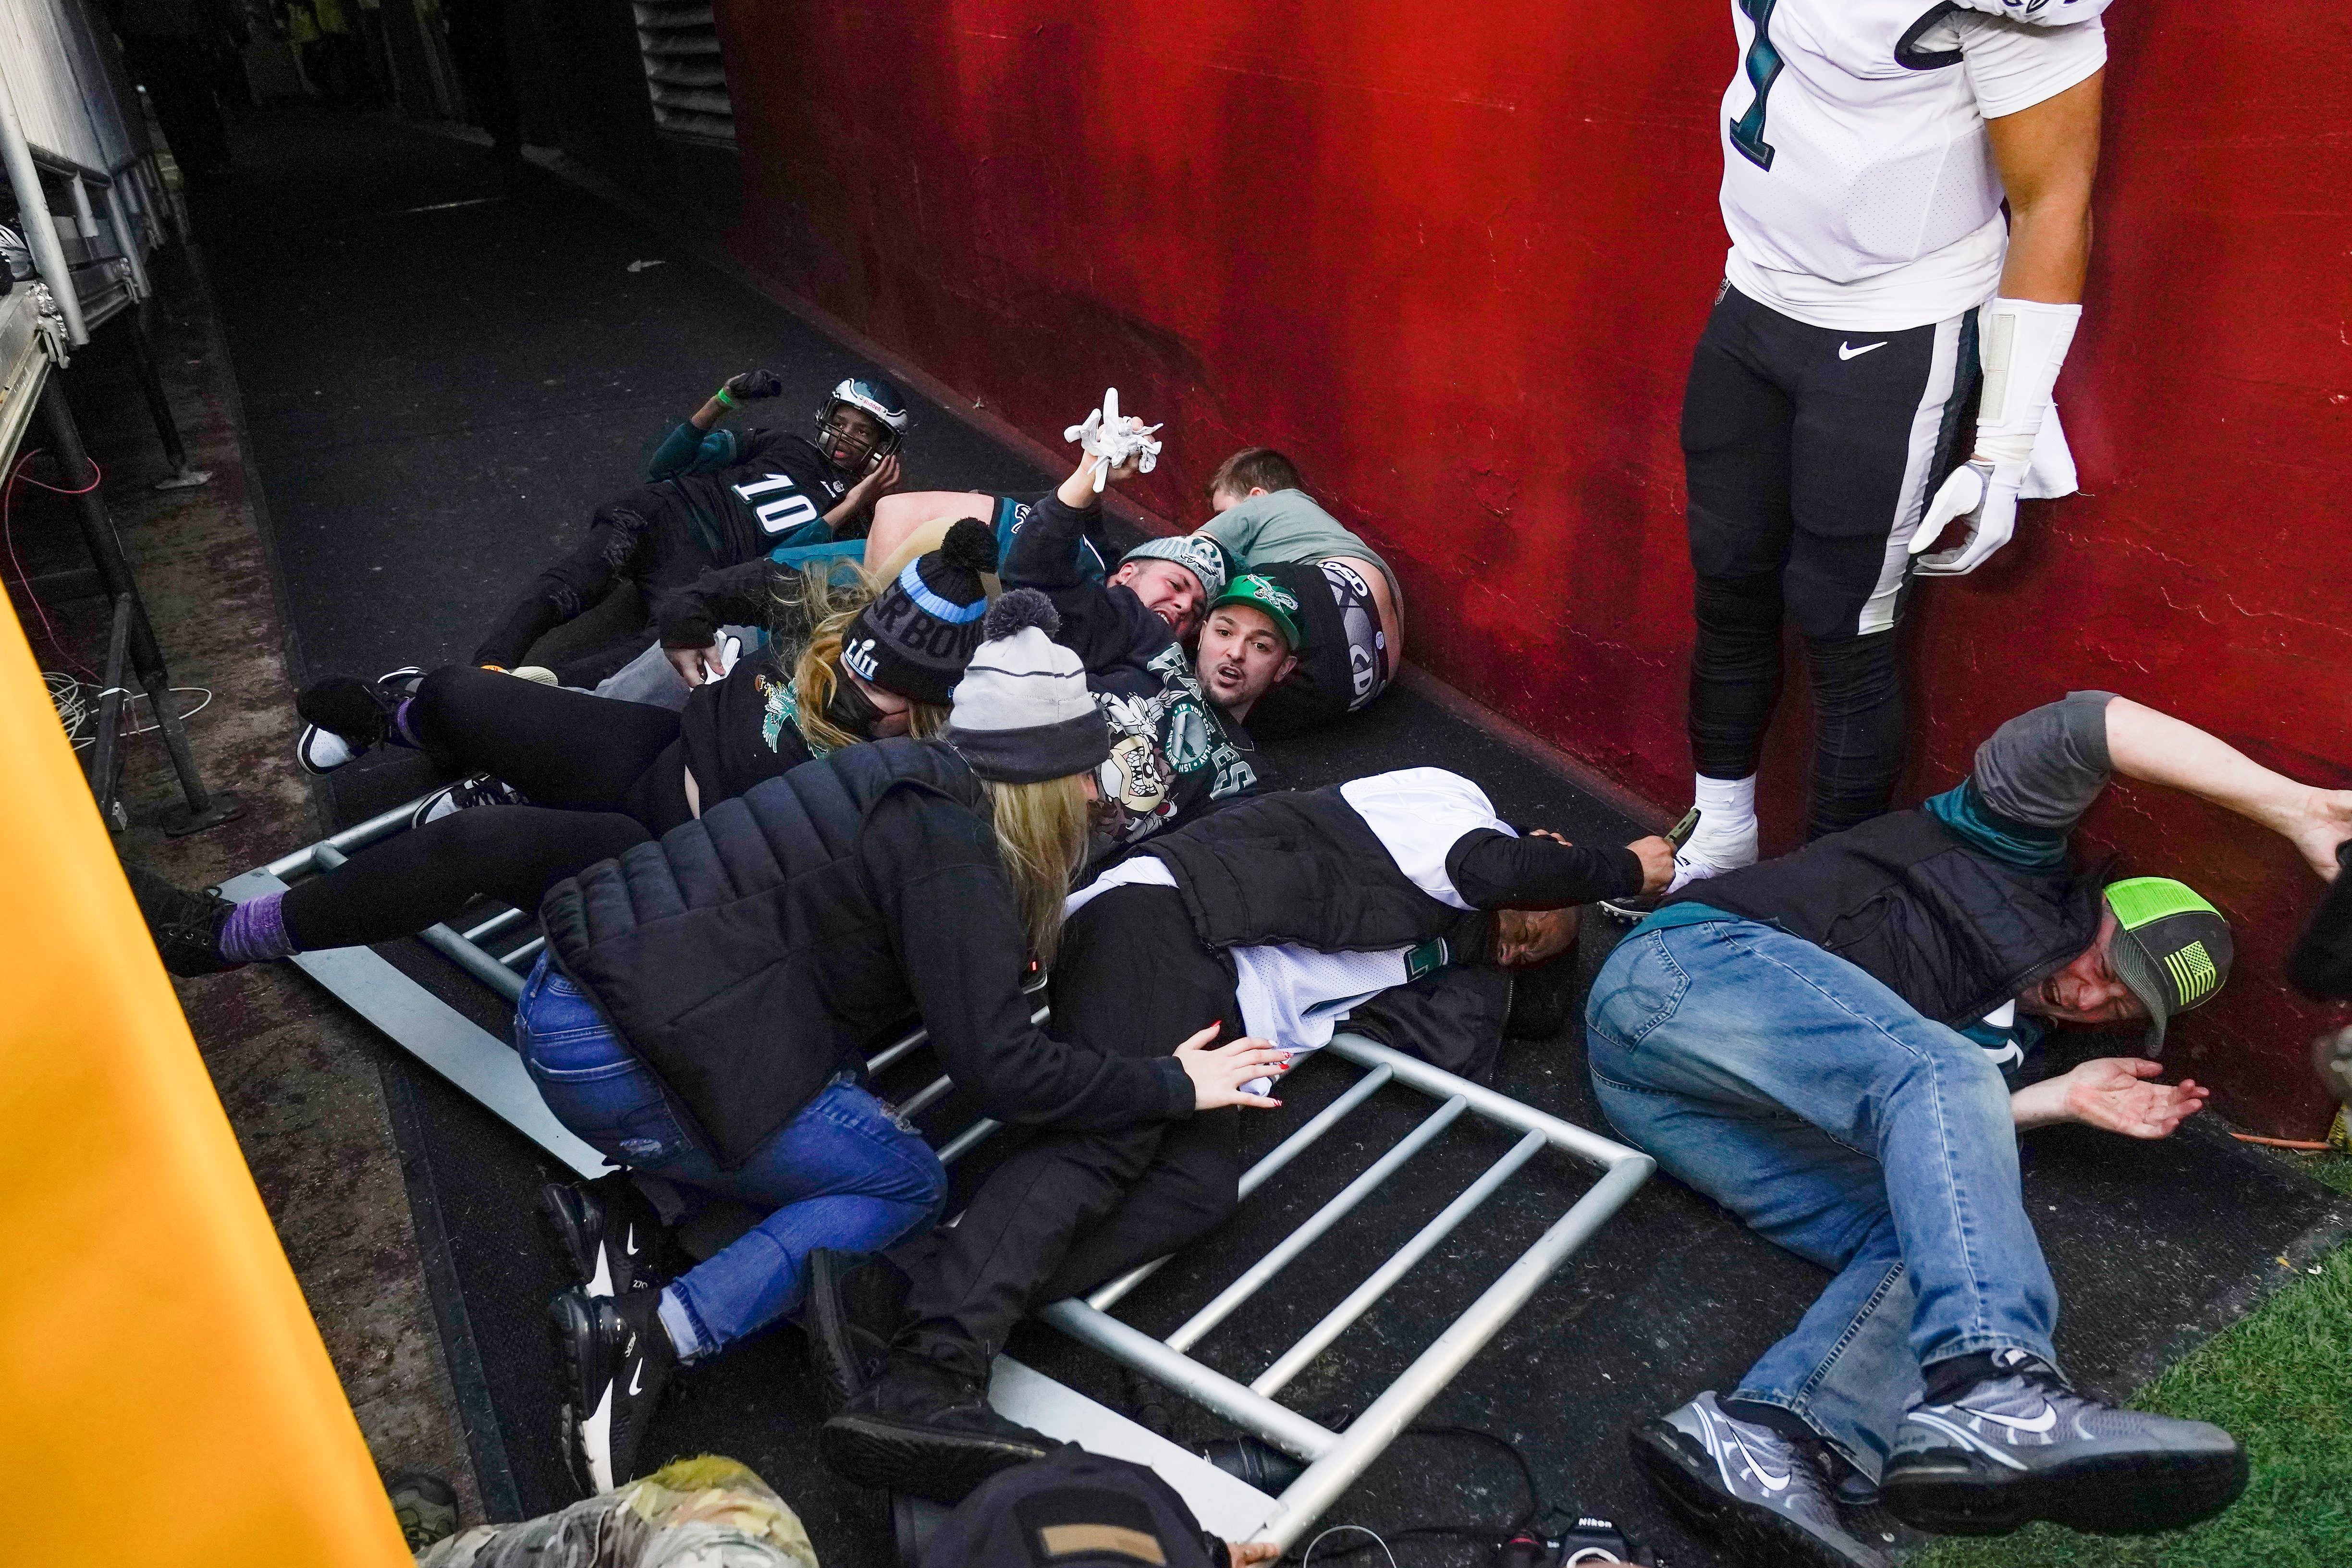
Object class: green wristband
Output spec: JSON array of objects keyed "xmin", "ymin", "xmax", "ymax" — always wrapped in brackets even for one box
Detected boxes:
[{"xmin": 712, "ymin": 387, "xmax": 735, "ymax": 409}]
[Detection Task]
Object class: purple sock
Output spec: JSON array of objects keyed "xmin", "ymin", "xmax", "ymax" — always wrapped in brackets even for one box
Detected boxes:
[
  {"xmin": 218, "ymin": 890, "xmax": 298, "ymax": 964},
  {"xmin": 391, "ymin": 697, "xmax": 423, "ymax": 749}
]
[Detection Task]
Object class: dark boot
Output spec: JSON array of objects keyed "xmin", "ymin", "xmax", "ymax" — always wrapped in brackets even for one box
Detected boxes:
[
  {"xmin": 124, "ymin": 860, "xmax": 240, "ymax": 977},
  {"xmin": 821, "ymin": 1352, "xmax": 1059, "ymax": 1503},
  {"xmin": 801, "ymin": 1249, "xmax": 910, "ymax": 1416}
]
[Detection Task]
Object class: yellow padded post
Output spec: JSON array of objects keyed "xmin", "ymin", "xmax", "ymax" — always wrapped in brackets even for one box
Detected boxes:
[{"xmin": 0, "ymin": 599, "xmax": 411, "ymax": 1566}]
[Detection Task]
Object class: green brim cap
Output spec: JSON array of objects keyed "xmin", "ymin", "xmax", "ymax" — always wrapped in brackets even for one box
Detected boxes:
[
  {"xmin": 1209, "ymin": 573, "xmax": 1305, "ymax": 650},
  {"xmin": 2104, "ymin": 876, "xmax": 2233, "ymax": 1058}
]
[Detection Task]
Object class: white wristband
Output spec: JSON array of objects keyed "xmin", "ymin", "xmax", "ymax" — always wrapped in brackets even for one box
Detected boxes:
[{"xmin": 1974, "ymin": 297, "xmax": 2080, "ymax": 464}]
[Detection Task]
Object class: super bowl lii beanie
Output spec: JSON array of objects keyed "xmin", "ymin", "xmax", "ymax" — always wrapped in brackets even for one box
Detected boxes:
[
  {"xmin": 937, "ymin": 589, "xmax": 1113, "ymax": 784},
  {"xmin": 840, "ymin": 517, "xmax": 997, "ymax": 705}
]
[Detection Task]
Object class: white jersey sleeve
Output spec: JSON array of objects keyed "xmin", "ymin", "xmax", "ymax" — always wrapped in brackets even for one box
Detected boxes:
[
  {"xmin": 1957, "ymin": 9, "xmax": 2107, "ymax": 120},
  {"xmin": 1948, "ymin": 0, "xmax": 2113, "ymax": 25}
]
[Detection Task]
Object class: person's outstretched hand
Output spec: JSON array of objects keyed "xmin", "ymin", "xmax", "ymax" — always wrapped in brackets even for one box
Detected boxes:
[
  {"xmin": 723, "ymin": 369, "xmax": 784, "ymax": 401},
  {"xmin": 1228, "ymin": 1544, "xmax": 1280, "ymax": 1567},
  {"xmin": 1174, "ymin": 1022, "xmax": 1289, "ymax": 1110},
  {"xmin": 2288, "ymin": 788, "xmax": 2352, "ymax": 882},
  {"xmin": 2012, "ymin": 1057, "xmax": 2209, "ymax": 1137}
]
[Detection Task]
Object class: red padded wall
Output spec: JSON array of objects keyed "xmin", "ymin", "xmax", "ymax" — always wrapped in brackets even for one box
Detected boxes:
[{"xmin": 715, "ymin": 1, "xmax": 2352, "ymax": 1137}]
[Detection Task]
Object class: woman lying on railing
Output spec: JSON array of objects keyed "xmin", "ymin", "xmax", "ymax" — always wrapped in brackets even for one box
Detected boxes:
[{"xmin": 126, "ymin": 523, "xmax": 999, "ymax": 975}]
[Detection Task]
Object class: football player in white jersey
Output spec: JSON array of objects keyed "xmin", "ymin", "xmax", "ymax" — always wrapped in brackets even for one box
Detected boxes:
[{"xmin": 1668, "ymin": 0, "xmax": 2109, "ymax": 890}]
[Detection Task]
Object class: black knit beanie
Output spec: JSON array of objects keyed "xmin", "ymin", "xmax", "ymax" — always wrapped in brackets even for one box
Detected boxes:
[{"xmin": 840, "ymin": 517, "xmax": 997, "ymax": 704}]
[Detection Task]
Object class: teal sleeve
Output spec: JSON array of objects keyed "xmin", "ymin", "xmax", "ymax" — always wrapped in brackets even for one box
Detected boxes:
[
  {"xmin": 1922, "ymin": 779, "xmax": 2070, "ymax": 871},
  {"xmin": 645, "ymin": 421, "xmax": 738, "ymax": 481}
]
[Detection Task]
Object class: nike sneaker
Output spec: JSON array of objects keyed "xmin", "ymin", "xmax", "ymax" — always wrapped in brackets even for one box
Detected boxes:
[
  {"xmin": 1630, "ymin": 1392, "xmax": 1887, "ymax": 1568},
  {"xmin": 541, "ymin": 1180, "xmax": 660, "ymax": 1299},
  {"xmin": 124, "ymin": 860, "xmax": 241, "ymax": 977},
  {"xmin": 294, "ymin": 666, "xmax": 422, "ymax": 774},
  {"xmin": 821, "ymin": 1352, "xmax": 1059, "ymax": 1504},
  {"xmin": 551, "ymin": 1285, "xmax": 674, "ymax": 1494},
  {"xmin": 410, "ymin": 775, "xmax": 527, "ymax": 829},
  {"xmin": 1883, "ymin": 1352, "xmax": 2247, "ymax": 1536}
]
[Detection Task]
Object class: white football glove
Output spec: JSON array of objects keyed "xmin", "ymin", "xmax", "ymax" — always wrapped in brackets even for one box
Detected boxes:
[
  {"xmin": 1911, "ymin": 457, "xmax": 2023, "ymax": 576},
  {"xmin": 1064, "ymin": 387, "xmax": 1163, "ymax": 492},
  {"xmin": 1910, "ymin": 297, "xmax": 2082, "ymax": 576}
]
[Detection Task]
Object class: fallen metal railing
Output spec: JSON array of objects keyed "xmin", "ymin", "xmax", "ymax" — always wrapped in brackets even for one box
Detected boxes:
[{"xmin": 232, "ymin": 795, "xmax": 1652, "ymax": 1547}]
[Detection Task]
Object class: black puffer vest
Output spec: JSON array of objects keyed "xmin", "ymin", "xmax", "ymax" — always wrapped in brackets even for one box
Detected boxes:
[
  {"xmin": 1144, "ymin": 787, "xmax": 1489, "ymax": 956},
  {"xmin": 541, "ymin": 739, "xmax": 982, "ymax": 1165},
  {"xmin": 1666, "ymin": 808, "xmax": 2104, "ymax": 1027}
]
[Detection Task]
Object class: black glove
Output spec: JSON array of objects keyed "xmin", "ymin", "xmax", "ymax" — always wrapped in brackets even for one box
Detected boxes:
[
  {"xmin": 2287, "ymin": 840, "xmax": 2352, "ymax": 1001},
  {"xmin": 722, "ymin": 369, "xmax": 784, "ymax": 402}
]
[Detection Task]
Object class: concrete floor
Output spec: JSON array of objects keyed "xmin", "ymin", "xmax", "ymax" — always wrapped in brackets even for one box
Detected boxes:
[{"xmin": 38, "ymin": 248, "xmax": 484, "ymax": 1524}]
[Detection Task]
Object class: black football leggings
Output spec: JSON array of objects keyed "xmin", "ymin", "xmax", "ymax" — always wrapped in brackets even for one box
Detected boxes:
[
  {"xmin": 1680, "ymin": 285, "xmax": 1978, "ymax": 839},
  {"xmin": 277, "ymin": 665, "xmax": 690, "ymax": 953}
]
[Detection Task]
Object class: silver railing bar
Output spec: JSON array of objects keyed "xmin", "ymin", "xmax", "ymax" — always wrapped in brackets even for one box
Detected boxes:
[
  {"xmin": 1084, "ymin": 1060, "xmax": 1395, "ymax": 1314},
  {"xmin": 864, "ymin": 1004, "xmax": 1048, "ymax": 1078},
  {"xmin": 501, "ymin": 935, "xmax": 547, "ymax": 969},
  {"xmin": 936, "ymin": 1117, "xmax": 1003, "ymax": 1165},
  {"xmin": 1252, "ymin": 1128, "xmax": 1547, "ymax": 1396},
  {"xmin": 270, "ymin": 796, "xmax": 422, "ymax": 878},
  {"xmin": 898, "ymin": 1073, "xmax": 956, "ymax": 1119},
  {"xmin": 462, "ymin": 907, "xmax": 527, "ymax": 943},
  {"xmin": 1039, "ymin": 1298, "xmax": 1342, "ymax": 1463},
  {"xmin": 1255, "ymin": 1154, "xmax": 1654, "ymax": 1546},
  {"xmin": 1164, "ymin": 1095, "xmax": 1467, "ymax": 1354},
  {"xmin": 1325, "ymin": 1033, "xmax": 1631, "ymax": 1169}
]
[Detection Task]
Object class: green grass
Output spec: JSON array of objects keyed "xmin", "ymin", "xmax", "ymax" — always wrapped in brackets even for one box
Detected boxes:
[{"xmin": 1918, "ymin": 1151, "xmax": 2352, "ymax": 1568}]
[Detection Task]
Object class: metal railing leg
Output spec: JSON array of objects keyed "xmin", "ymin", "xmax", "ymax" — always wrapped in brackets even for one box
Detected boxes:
[
  {"xmin": 129, "ymin": 300, "xmax": 208, "ymax": 488},
  {"xmin": 35, "ymin": 379, "xmax": 239, "ymax": 835}
]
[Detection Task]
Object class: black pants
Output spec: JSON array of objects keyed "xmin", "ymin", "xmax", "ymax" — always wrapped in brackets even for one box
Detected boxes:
[
  {"xmin": 892, "ymin": 887, "xmax": 1244, "ymax": 1383},
  {"xmin": 1681, "ymin": 284, "xmax": 1979, "ymax": 838},
  {"xmin": 1246, "ymin": 559, "xmax": 1388, "ymax": 741},
  {"xmin": 278, "ymin": 667, "xmax": 688, "ymax": 951},
  {"xmin": 472, "ymin": 486, "xmax": 726, "ymax": 670}
]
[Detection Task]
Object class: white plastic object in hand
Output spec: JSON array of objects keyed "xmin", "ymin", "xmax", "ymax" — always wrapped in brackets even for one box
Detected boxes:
[
  {"xmin": 1063, "ymin": 387, "xmax": 1164, "ymax": 493},
  {"xmin": 717, "ymin": 635, "xmax": 742, "ymax": 677}
]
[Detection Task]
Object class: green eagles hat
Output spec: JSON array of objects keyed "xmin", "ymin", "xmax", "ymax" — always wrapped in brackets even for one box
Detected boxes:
[
  {"xmin": 1209, "ymin": 573, "xmax": 1304, "ymax": 650},
  {"xmin": 2104, "ymin": 876, "xmax": 2233, "ymax": 1057}
]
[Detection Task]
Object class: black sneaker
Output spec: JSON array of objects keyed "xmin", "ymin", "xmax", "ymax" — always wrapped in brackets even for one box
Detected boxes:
[
  {"xmin": 802, "ymin": 1250, "xmax": 910, "ymax": 1416},
  {"xmin": 821, "ymin": 1352, "xmax": 1059, "ymax": 1503},
  {"xmin": 541, "ymin": 1180, "xmax": 660, "ymax": 1299},
  {"xmin": 295, "ymin": 669, "xmax": 416, "ymax": 774},
  {"xmin": 1631, "ymin": 1392, "xmax": 1888, "ymax": 1568},
  {"xmin": 123, "ymin": 860, "xmax": 240, "ymax": 977},
  {"xmin": 551, "ymin": 1285, "xmax": 675, "ymax": 1494},
  {"xmin": 383, "ymin": 1467, "xmax": 459, "ymax": 1551},
  {"xmin": 411, "ymin": 774, "xmax": 528, "ymax": 829},
  {"xmin": 1884, "ymin": 1353, "xmax": 2247, "ymax": 1536}
]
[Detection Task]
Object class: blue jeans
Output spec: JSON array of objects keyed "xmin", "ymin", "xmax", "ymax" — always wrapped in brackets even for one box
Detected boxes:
[
  {"xmin": 514, "ymin": 956, "xmax": 946, "ymax": 1354},
  {"xmin": 1583, "ymin": 917, "xmax": 2056, "ymax": 1478}
]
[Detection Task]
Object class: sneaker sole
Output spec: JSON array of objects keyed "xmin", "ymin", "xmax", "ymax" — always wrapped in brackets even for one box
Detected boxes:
[
  {"xmin": 548, "ymin": 1294, "xmax": 615, "ymax": 1493},
  {"xmin": 539, "ymin": 1185, "xmax": 607, "ymax": 1295},
  {"xmin": 1882, "ymin": 1445, "xmax": 2249, "ymax": 1537},
  {"xmin": 1631, "ymin": 1425, "xmax": 1887, "ymax": 1568},
  {"xmin": 820, "ymin": 1412, "xmax": 1052, "ymax": 1504}
]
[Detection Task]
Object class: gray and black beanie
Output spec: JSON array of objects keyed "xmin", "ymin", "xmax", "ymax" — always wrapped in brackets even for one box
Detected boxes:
[
  {"xmin": 1118, "ymin": 534, "xmax": 1229, "ymax": 599},
  {"xmin": 938, "ymin": 589, "xmax": 1113, "ymax": 784},
  {"xmin": 840, "ymin": 517, "xmax": 997, "ymax": 705}
]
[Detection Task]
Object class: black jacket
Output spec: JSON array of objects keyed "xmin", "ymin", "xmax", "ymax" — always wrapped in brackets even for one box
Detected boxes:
[
  {"xmin": 1666, "ymin": 807, "xmax": 2105, "ymax": 1028},
  {"xmin": 541, "ymin": 739, "xmax": 1192, "ymax": 1166},
  {"xmin": 1004, "ymin": 490, "xmax": 1259, "ymax": 841}
]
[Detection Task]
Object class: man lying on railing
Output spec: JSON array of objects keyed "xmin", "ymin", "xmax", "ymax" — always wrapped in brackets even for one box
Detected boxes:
[
  {"xmin": 807, "ymin": 767, "xmax": 1676, "ymax": 1504},
  {"xmin": 1599, "ymin": 693, "xmax": 2352, "ymax": 1564}
]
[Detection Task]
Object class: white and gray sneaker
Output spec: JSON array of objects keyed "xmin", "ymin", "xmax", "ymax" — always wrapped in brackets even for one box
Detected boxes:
[
  {"xmin": 1631, "ymin": 1392, "xmax": 1887, "ymax": 1568},
  {"xmin": 1884, "ymin": 1352, "xmax": 2246, "ymax": 1536},
  {"xmin": 409, "ymin": 774, "xmax": 527, "ymax": 828},
  {"xmin": 1599, "ymin": 824, "xmax": 1760, "ymax": 925}
]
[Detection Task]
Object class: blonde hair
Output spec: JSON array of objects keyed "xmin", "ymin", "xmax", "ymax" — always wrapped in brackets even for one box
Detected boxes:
[
  {"xmin": 982, "ymin": 772, "xmax": 1092, "ymax": 965},
  {"xmin": 777, "ymin": 564, "xmax": 949, "ymax": 755}
]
